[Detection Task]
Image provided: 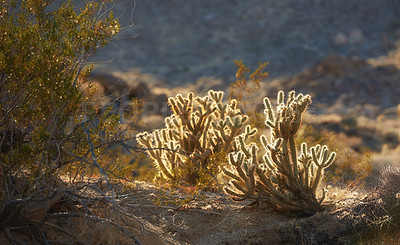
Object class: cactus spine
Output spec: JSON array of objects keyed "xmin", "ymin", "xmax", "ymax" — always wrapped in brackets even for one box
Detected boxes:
[
  {"xmin": 224, "ymin": 91, "xmax": 336, "ymax": 215},
  {"xmin": 137, "ymin": 90, "xmax": 256, "ymax": 186}
]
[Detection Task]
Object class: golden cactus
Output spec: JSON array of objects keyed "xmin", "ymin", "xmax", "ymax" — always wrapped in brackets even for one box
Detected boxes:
[
  {"xmin": 137, "ymin": 90, "xmax": 256, "ymax": 186},
  {"xmin": 224, "ymin": 91, "xmax": 336, "ymax": 215}
]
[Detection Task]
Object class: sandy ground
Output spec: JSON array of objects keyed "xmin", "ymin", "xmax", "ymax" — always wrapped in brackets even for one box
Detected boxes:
[{"xmin": 115, "ymin": 181, "xmax": 351, "ymax": 245}]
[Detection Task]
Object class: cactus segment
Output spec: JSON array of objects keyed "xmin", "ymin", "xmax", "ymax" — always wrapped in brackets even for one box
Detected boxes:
[
  {"xmin": 137, "ymin": 90, "xmax": 256, "ymax": 186},
  {"xmin": 223, "ymin": 91, "xmax": 336, "ymax": 215}
]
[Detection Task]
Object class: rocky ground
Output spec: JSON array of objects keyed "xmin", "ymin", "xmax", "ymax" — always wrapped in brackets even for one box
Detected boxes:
[{"xmin": 111, "ymin": 181, "xmax": 354, "ymax": 245}]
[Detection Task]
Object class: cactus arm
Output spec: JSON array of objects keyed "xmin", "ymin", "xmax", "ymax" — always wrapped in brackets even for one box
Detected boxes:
[
  {"xmin": 324, "ymin": 152, "xmax": 336, "ymax": 168},
  {"xmin": 288, "ymin": 135, "xmax": 299, "ymax": 177},
  {"xmin": 236, "ymin": 163, "xmax": 248, "ymax": 182},
  {"xmin": 263, "ymin": 154, "xmax": 275, "ymax": 170},
  {"xmin": 223, "ymin": 127, "xmax": 238, "ymax": 153},
  {"xmin": 311, "ymin": 146, "xmax": 336, "ymax": 194},
  {"xmin": 223, "ymin": 167, "xmax": 242, "ymax": 182},
  {"xmin": 231, "ymin": 180, "xmax": 249, "ymax": 195},
  {"xmin": 244, "ymin": 125, "xmax": 257, "ymax": 141},
  {"xmin": 137, "ymin": 132, "xmax": 176, "ymax": 181},
  {"xmin": 201, "ymin": 118, "xmax": 211, "ymax": 150},
  {"xmin": 247, "ymin": 164, "xmax": 256, "ymax": 194},
  {"xmin": 256, "ymin": 168, "xmax": 284, "ymax": 200},
  {"xmin": 224, "ymin": 186, "xmax": 247, "ymax": 199},
  {"xmin": 272, "ymin": 141, "xmax": 294, "ymax": 177},
  {"xmin": 256, "ymin": 168, "xmax": 302, "ymax": 210},
  {"xmin": 155, "ymin": 156, "xmax": 175, "ymax": 181}
]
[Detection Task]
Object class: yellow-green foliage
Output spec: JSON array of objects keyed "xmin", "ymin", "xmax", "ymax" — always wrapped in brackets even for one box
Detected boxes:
[
  {"xmin": 297, "ymin": 124, "xmax": 373, "ymax": 185},
  {"xmin": 223, "ymin": 91, "xmax": 336, "ymax": 215},
  {"xmin": 0, "ymin": 0, "xmax": 120, "ymax": 202},
  {"xmin": 229, "ymin": 60, "xmax": 269, "ymax": 103},
  {"xmin": 137, "ymin": 90, "xmax": 257, "ymax": 187},
  {"xmin": 229, "ymin": 60, "xmax": 269, "ymax": 130}
]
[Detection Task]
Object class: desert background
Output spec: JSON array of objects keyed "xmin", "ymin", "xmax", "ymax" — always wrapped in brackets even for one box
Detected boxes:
[
  {"xmin": 82, "ymin": 1, "xmax": 400, "ymax": 243},
  {"xmin": 91, "ymin": 0, "xmax": 400, "ymax": 165},
  {"xmin": 2, "ymin": 0, "xmax": 400, "ymax": 244}
]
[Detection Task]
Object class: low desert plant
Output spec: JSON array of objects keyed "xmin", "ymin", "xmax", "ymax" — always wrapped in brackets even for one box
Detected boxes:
[
  {"xmin": 137, "ymin": 90, "xmax": 257, "ymax": 187},
  {"xmin": 229, "ymin": 60, "xmax": 269, "ymax": 130},
  {"xmin": 296, "ymin": 124, "xmax": 373, "ymax": 186},
  {"xmin": 378, "ymin": 166, "xmax": 400, "ymax": 224},
  {"xmin": 0, "ymin": 1, "xmax": 144, "ymax": 244},
  {"xmin": 223, "ymin": 91, "xmax": 336, "ymax": 215},
  {"xmin": 229, "ymin": 60, "xmax": 268, "ymax": 103},
  {"xmin": 0, "ymin": 0, "xmax": 120, "ymax": 181},
  {"xmin": 343, "ymin": 166, "xmax": 400, "ymax": 243}
]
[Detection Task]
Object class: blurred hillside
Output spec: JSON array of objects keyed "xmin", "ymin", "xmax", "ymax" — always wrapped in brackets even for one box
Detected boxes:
[
  {"xmin": 87, "ymin": 0, "xmax": 400, "ymax": 173},
  {"xmin": 92, "ymin": 0, "xmax": 400, "ymax": 87}
]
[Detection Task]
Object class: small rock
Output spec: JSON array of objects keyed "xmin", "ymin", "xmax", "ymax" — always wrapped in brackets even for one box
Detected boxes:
[
  {"xmin": 333, "ymin": 32, "xmax": 348, "ymax": 45},
  {"xmin": 349, "ymin": 29, "xmax": 364, "ymax": 43},
  {"xmin": 134, "ymin": 82, "xmax": 151, "ymax": 99},
  {"xmin": 152, "ymin": 93, "xmax": 170, "ymax": 116}
]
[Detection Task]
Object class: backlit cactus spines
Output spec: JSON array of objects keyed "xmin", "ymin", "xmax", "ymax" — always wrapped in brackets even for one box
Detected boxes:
[
  {"xmin": 137, "ymin": 90, "xmax": 257, "ymax": 186},
  {"xmin": 224, "ymin": 91, "xmax": 336, "ymax": 215},
  {"xmin": 223, "ymin": 141, "xmax": 259, "ymax": 200}
]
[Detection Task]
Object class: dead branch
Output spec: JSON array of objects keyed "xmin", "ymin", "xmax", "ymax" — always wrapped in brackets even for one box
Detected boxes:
[
  {"xmin": 48, "ymin": 212, "xmax": 142, "ymax": 245},
  {"xmin": 4, "ymin": 227, "xmax": 26, "ymax": 245}
]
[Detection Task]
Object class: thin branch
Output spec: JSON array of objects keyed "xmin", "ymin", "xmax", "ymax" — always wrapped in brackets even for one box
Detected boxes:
[
  {"xmin": 5, "ymin": 227, "xmax": 26, "ymax": 245},
  {"xmin": 43, "ymin": 222, "xmax": 81, "ymax": 244},
  {"xmin": 48, "ymin": 213, "xmax": 142, "ymax": 245},
  {"xmin": 137, "ymin": 145, "xmax": 224, "ymax": 195},
  {"xmin": 30, "ymin": 224, "xmax": 48, "ymax": 245}
]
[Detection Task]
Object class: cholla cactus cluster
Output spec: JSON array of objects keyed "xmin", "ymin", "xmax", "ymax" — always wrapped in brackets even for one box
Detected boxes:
[
  {"xmin": 137, "ymin": 90, "xmax": 256, "ymax": 186},
  {"xmin": 223, "ymin": 91, "xmax": 336, "ymax": 215}
]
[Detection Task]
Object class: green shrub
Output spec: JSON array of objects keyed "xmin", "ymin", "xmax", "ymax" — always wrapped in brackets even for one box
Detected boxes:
[{"xmin": 0, "ymin": 0, "xmax": 123, "ymax": 235}]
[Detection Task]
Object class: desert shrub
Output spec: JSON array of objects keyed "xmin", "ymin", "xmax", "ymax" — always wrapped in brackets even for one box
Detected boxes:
[
  {"xmin": 229, "ymin": 60, "xmax": 268, "ymax": 103},
  {"xmin": 137, "ymin": 90, "xmax": 257, "ymax": 188},
  {"xmin": 378, "ymin": 166, "xmax": 400, "ymax": 223},
  {"xmin": 223, "ymin": 91, "xmax": 336, "ymax": 215},
  {"xmin": 326, "ymin": 149, "xmax": 373, "ymax": 186},
  {"xmin": 229, "ymin": 60, "xmax": 269, "ymax": 130},
  {"xmin": 0, "ymin": 1, "xmax": 142, "ymax": 243},
  {"xmin": 296, "ymin": 124, "xmax": 373, "ymax": 186},
  {"xmin": 0, "ymin": 0, "xmax": 120, "ymax": 177},
  {"xmin": 344, "ymin": 166, "xmax": 400, "ymax": 243}
]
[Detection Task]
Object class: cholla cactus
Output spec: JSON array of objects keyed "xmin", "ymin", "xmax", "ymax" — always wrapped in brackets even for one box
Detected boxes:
[
  {"xmin": 137, "ymin": 90, "xmax": 256, "ymax": 186},
  {"xmin": 224, "ymin": 91, "xmax": 336, "ymax": 215}
]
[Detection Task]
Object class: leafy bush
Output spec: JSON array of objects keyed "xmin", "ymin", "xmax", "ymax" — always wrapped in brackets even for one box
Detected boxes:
[
  {"xmin": 0, "ymin": 0, "xmax": 120, "ymax": 171},
  {"xmin": 229, "ymin": 60, "xmax": 268, "ymax": 103},
  {"xmin": 229, "ymin": 60, "xmax": 269, "ymax": 130},
  {"xmin": 0, "ymin": 0, "xmax": 140, "ymax": 242}
]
